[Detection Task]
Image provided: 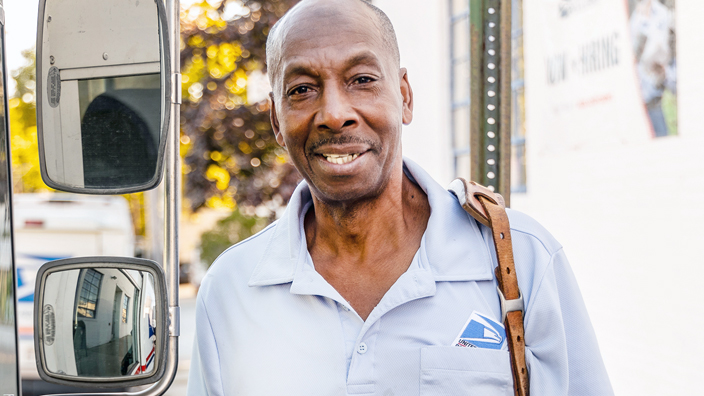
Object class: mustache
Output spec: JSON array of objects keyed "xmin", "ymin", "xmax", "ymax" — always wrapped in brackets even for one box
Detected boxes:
[{"xmin": 307, "ymin": 136, "xmax": 379, "ymax": 154}]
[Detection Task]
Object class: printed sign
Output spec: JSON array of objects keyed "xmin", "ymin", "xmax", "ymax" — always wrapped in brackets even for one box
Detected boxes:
[{"xmin": 524, "ymin": 0, "xmax": 665, "ymax": 156}]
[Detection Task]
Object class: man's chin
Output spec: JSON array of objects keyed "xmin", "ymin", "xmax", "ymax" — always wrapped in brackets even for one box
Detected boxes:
[{"xmin": 308, "ymin": 181, "xmax": 383, "ymax": 207}]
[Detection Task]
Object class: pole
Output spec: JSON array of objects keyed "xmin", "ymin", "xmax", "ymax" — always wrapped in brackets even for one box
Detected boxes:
[
  {"xmin": 162, "ymin": 0, "xmax": 182, "ymax": 390},
  {"xmin": 469, "ymin": 0, "xmax": 511, "ymax": 206},
  {"xmin": 146, "ymin": 0, "xmax": 182, "ymax": 392}
]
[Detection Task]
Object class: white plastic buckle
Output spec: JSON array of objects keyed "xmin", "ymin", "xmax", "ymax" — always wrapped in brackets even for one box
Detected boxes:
[{"xmin": 498, "ymin": 286, "xmax": 524, "ymax": 323}]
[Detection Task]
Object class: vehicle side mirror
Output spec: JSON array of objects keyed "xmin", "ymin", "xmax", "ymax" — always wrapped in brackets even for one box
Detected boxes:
[
  {"xmin": 36, "ymin": 0, "xmax": 171, "ymax": 194},
  {"xmin": 34, "ymin": 257, "xmax": 168, "ymax": 388}
]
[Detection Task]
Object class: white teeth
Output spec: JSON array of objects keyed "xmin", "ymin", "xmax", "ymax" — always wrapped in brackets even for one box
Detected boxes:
[{"xmin": 324, "ymin": 153, "xmax": 359, "ymax": 164}]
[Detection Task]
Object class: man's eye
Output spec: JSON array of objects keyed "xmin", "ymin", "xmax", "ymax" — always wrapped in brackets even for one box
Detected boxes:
[
  {"xmin": 354, "ymin": 76, "xmax": 375, "ymax": 84},
  {"xmin": 288, "ymin": 86, "xmax": 311, "ymax": 96}
]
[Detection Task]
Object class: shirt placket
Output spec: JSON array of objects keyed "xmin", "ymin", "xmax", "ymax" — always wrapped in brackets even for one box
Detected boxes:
[
  {"xmin": 345, "ymin": 319, "xmax": 379, "ymax": 395},
  {"xmin": 337, "ymin": 301, "xmax": 363, "ymax": 375},
  {"xmin": 345, "ymin": 264, "xmax": 437, "ymax": 395}
]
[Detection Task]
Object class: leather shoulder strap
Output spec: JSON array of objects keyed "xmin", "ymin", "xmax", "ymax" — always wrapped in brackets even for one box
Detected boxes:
[{"xmin": 448, "ymin": 178, "xmax": 529, "ymax": 396}]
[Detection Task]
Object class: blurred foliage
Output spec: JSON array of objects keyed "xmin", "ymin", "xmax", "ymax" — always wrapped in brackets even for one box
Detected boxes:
[
  {"xmin": 9, "ymin": 49, "xmax": 46, "ymax": 194},
  {"xmin": 180, "ymin": 0, "xmax": 301, "ymax": 214},
  {"xmin": 199, "ymin": 208, "xmax": 268, "ymax": 266},
  {"xmin": 123, "ymin": 193, "xmax": 146, "ymax": 237}
]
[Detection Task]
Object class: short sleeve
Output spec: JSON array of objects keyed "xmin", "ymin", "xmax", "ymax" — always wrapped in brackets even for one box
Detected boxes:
[{"xmin": 524, "ymin": 248, "xmax": 614, "ymax": 396}]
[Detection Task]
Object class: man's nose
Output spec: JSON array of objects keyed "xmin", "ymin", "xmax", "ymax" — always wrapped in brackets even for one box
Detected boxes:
[{"xmin": 314, "ymin": 85, "xmax": 358, "ymax": 132}]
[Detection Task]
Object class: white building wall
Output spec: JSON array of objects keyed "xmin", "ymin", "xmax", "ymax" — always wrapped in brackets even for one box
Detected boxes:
[
  {"xmin": 374, "ymin": 0, "xmax": 455, "ymax": 185},
  {"xmin": 379, "ymin": 0, "xmax": 704, "ymax": 394},
  {"xmin": 516, "ymin": 1, "xmax": 704, "ymax": 394}
]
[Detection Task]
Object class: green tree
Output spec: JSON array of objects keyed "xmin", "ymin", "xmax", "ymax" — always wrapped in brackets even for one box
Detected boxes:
[
  {"xmin": 180, "ymin": 0, "xmax": 300, "ymax": 213},
  {"xmin": 199, "ymin": 207, "xmax": 269, "ymax": 265},
  {"xmin": 9, "ymin": 49, "xmax": 47, "ymax": 193}
]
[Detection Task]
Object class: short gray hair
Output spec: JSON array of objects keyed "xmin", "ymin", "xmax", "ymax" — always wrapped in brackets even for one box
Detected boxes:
[{"xmin": 266, "ymin": 0, "xmax": 401, "ymax": 92}]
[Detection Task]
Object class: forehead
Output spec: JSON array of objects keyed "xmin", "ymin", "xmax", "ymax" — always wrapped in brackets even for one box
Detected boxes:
[{"xmin": 276, "ymin": 3, "xmax": 390, "ymax": 78}]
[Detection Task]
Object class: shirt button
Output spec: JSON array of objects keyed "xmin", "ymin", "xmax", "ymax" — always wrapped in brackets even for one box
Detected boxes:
[
  {"xmin": 341, "ymin": 304, "xmax": 350, "ymax": 312},
  {"xmin": 357, "ymin": 343, "xmax": 368, "ymax": 354}
]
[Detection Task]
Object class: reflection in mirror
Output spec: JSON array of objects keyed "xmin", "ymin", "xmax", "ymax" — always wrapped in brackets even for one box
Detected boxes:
[
  {"xmin": 37, "ymin": 0, "xmax": 169, "ymax": 193},
  {"xmin": 42, "ymin": 268, "xmax": 157, "ymax": 378},
  {"xmin": 78, "ymin": 74, "xmax": 161, "ymax": 186}
]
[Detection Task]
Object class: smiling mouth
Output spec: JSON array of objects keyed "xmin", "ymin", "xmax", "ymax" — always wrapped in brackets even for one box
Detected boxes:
[{"xmin": 322, "ymin": 153, "xmax": 360, "ymax": 164}]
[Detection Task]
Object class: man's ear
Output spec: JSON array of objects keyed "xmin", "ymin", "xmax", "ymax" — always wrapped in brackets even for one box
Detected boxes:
[
  {"xmin": 269, "ymin": 92, "xmax": 286, "ymax": 147},
  {"xmin": 399, "ymin": 68, "xmax": 414, "ymax": 125}
]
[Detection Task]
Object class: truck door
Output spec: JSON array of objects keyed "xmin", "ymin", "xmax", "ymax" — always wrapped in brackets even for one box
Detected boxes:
[{"xmin": 0, "ymin": 0, "xmax": 22, "ymax": 394}]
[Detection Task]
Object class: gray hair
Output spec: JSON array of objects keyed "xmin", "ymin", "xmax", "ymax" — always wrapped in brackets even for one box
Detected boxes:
[{"xmin": 266, "ymin": 0, "xmax": 401, "ymax": 92}]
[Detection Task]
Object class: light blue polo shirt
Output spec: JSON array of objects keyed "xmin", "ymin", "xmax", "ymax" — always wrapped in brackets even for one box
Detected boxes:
[{"xmin": 187, "ymin": 159, "xmax": 613, "ymax": 396}]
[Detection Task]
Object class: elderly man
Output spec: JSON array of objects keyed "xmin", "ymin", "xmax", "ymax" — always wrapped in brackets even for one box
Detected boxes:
[{"xmin": 187, "ymin": 0, "xmax": 613, "ymax": 395}]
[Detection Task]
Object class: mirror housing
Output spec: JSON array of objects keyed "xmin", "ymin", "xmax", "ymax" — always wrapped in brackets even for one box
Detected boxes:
[
  {"xmin": 34, "ymin": 257, "xmax": 168, "ymax": 388},
  {"xmin": 36, "ymin": 0, "xmax": 171, "ymax": 194}
]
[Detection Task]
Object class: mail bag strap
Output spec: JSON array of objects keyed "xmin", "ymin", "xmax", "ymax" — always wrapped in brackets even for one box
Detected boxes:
[{"xmin": 448, "ymin": 178, "xmax": 529, "ymax": 396}]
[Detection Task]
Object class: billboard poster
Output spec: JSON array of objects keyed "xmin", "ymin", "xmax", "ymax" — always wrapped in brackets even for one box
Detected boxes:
[{"xmin": 628, "ymin": 0, "xmax": 678, "ymax": 137}]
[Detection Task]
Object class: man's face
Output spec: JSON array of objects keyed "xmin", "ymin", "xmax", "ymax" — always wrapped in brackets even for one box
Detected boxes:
[{"xmin": 270, "ymin": 3, "xmax": 413, "ymax": 205}]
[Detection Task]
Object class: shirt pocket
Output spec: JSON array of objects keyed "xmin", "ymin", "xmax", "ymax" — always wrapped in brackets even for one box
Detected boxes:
[{"xmin": 420, "ymin": 346, "xmax": 513, "ymax": 396}]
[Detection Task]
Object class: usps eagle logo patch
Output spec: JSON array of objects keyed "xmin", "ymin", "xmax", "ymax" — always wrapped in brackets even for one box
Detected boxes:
[{"xmin": 452, "ymin": 311, "xmax": 506, "ymax": 350}]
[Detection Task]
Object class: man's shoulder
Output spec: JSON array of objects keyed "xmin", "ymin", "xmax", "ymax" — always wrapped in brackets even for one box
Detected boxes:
[
  {"xmin": 499, "ymin": 209, "xmax": 565, "ymax": 298},
  {"xmin": 436, "ymin": 182, "xmax": 562, "ymax": 257},
  {"xmin": 505, "ymin": 208, "xmax": 563, "ymax": 257}
]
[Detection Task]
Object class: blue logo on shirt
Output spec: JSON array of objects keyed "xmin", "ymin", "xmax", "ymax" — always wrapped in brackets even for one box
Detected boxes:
[{"xmin": 453, "ymin": 311, "xmax": 506, "ymax": 350}]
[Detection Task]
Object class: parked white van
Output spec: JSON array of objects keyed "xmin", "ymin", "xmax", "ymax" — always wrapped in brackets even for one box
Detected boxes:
[{"xmin": 13, "ymin": 194, "xmax": 135, "ymax": 380}]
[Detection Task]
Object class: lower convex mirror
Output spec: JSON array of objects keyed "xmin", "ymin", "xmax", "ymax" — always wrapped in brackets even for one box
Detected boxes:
[{"xmin": 34, "ymin": 257, "xmax": 167, "ymax": 388}]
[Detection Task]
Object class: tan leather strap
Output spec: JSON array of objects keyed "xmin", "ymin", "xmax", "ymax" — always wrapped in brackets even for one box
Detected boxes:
[
  {"xmin": 448, "ymin": 178, "xmax": 529, "ymax": 396},
  {"xmin": 448, "ymin": 179, "xmax": 506, "ymax": 228}
]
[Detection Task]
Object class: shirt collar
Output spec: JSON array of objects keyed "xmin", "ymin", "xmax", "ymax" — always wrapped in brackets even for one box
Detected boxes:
[{"xmin": 248, "ymin": 158, "xmax": 494, "ymax": 287}]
